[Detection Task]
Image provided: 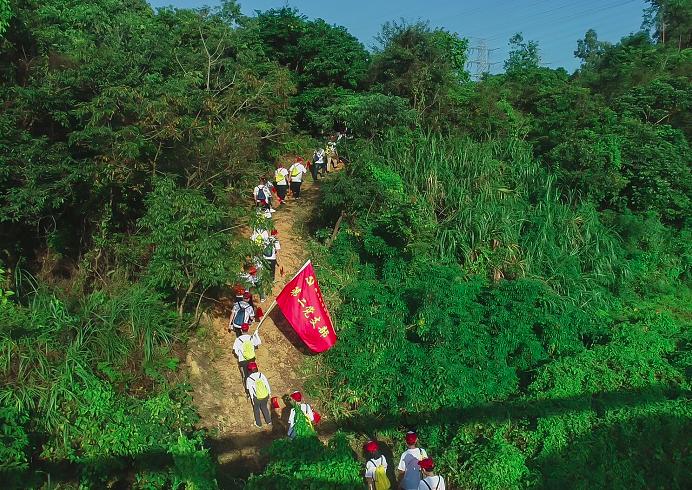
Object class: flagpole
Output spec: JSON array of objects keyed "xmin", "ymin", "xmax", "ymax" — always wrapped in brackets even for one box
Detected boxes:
[{"xmin": 254, "ymin": 300, "xmax": 277, "ymax": 335}]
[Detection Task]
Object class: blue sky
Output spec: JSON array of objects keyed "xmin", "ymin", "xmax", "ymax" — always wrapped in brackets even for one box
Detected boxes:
[{"xmin": 148, "ymin": 0, "xmax": 649, "ymax": 73}]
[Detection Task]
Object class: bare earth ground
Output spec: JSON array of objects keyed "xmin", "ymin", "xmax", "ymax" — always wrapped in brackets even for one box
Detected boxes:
[{"xmin": 186, "ymin": 174, "xmax": 327, "ymax": 486}]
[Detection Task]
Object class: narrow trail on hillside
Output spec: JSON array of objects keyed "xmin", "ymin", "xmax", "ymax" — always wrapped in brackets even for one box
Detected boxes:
[{"xmin": 186, "ymin": 174, "xmax": 330, "ymax": 485}]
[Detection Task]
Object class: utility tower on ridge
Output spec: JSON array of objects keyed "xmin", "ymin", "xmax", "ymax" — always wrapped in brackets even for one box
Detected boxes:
[{"xmin": 467, "ymin": 39, "xmax": 499, "ymax": 80}]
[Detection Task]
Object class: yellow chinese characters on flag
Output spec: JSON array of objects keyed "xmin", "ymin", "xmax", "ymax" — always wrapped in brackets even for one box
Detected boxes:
[{"xmin": 275, "ymin": 260, "xmax": 337, "ymax": 353}]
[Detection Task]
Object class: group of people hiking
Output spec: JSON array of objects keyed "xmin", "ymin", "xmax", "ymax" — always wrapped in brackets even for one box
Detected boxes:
[
  {"xmin": 365, "ymin": 433, "xmax": 446, "ymax": 490},
  {"xmin": 310, "ymin": 135, "xmax": 344, "ymax": 181},
  {"xmin": 232, "ymin": 135, "xmax": 448, "ymax": 488},
  {"xmin": 228, "ymin": 263, "xmax": 319, "ymax": 435},
  {"xmin": 227, "ymin": 143, "xmax": 340, "ymax": 433}
]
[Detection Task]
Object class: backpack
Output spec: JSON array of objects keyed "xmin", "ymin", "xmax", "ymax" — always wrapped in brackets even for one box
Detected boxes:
[
  {"xmin": 290, "ymin": 165, "xmax": 301, "ymax": 177},
  {"xmin": 263, "ymin": 239, "xmax": 275, "ymax": 258},
  {"xmin": 232, "ymin": 302, "xmax": 247, "ymax": 326},
  {"xmin": 257, "ymin": 186, "xmax": 267, "ymax": 202},
  {"xmin": 253, "ymin": 374, "xmax": 269, "ymax": 399},
  {"xmin": 421, "ymin": 476, "xmax": 442, "ymax": 490},
  {"xmin": 275, "ymin": 169, "xmax": 286, "ymax": 184},
  {"xmin": 369, "ymin": 457, "xmax": 390, "ymax": 490},
  {"xmin": 242, "ymin": 336, "xmax": 255, "ymax": 360}
]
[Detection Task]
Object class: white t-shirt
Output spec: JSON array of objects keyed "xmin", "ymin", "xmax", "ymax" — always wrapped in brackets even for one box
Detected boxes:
[
  {"xmin": 232, "ymin": 333, "xmax": 261, "ymax": 361},
  {"xmin": 253, "ymin": 183, "xmax": 272, "ymax": 202},
  {"xmin": 262, "ymin": 237, "xmax": 281, "ymax": 260},
  {"xmin": 229, "ymin": 300, "xmax": 254, "ymax": 329},
  {"xmin": 398, "ymin": 448, "xmax": 428, "ymax": 490},
  {"xmin": 289, "ymin": 163, "xmax": 307, "ymax": 182},
  {"xmin": 287, "ymin": 402, "xmax": 314, "ymax": 429},
  {"xmin": 364, "ymin": 455, "xmax": 387, "ymax": 479},
  {"xmin": 418, "ymin": 475, "xmax": 445, "ymax": 490},
  {"xmin": 274, "ymin": 168, "xmax": 289, "ymax": 185},
  {"xmin": 314, "ymin": 149, "xmax": 325, "ymax": 164},
  {"xmin": 245, "ymin": 372, "xmax": 271, "ymax": 399},
  {"xmin": 251, "ymin": 230, "xmax": 269, "ymax": 246}
]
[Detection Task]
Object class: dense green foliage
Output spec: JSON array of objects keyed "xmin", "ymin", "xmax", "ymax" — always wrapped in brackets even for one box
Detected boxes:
[
  {"xmin": 246, "ymin": 433, "xmax": 361, "ymax": 489},
  {"xmin": 1, "ymin": 0, "xmax": 690, "ymax": 488}
]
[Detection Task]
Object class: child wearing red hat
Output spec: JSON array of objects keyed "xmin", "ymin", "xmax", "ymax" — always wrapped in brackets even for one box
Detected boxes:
[
  {"xmin": 232, "ymin": 323, "xmax": 261, "ymax": 381},
  {"xmin": 364, "ymin": 440, "xmax": 390, "ymax": 490},
  {"xmin": 288, "ymin": 157, "xmax": 307, "ymax": 199},
  {"xmin": 253, "ymin": 176, "xmax": 275, "ymax": 212},
  {"xmin": 229, "ymin": 290, "xmax": 255, "ymax": 336},
  {"xmin": 397, "ymin": 431, "xmax": 428, "ymax": 490},
  {"xmin": 287, "ymin": 391, "xmax": 315, "ymax": 438},
  {"xmin": 262, "ymin": 229, "xmax": 280, "ymax": 281},
  {"xmin": 274, "ymin": 161, "xmax": 289, "ymax": 204},
  {"xmin": 245, "ymin": 361, "xmax": 272, "ymax": 428},
  {"xmin": 418, "ymin": 458, "xmax": 445, "ymax": 490}
]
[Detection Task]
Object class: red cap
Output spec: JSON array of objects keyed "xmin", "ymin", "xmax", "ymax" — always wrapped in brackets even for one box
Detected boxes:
[
  {"xmin": 247, "ymin": 361, "xmax": 258, "ymax": 372},
  {"xmin": 418, "ymin": 458, "xmax": 434, "ymax": 471},
  {"xmin": 364, "ymin": 440, "xmax": 379, "ymax": 453},
  {"xmin": 249, "ymin": 266, "xmax": 257, "ymax": 275},
  {"xmin": 241, "ymin": 323, "xmax": 250, "ymax": 332},
  {"xmin": 271, "ymin": 229, "xmax": 278, "ymax": 236},
  {"xmin": 290, "ymin": 391, "xmax": 302, "ymax": 402},
  {"xmin": 243, "ymin": 291, "xmax": 252, "ymax": 300},
  {"xmin": 296, "ymin": 156, "xmax": 304, "ymax": 162},
  {"xmin": 405, "ymin": 432, "xmax": 418, "ymax": 445},
  {"xmin": 233, "ymin": 284, "xmax": 244, "ymax": 297}
]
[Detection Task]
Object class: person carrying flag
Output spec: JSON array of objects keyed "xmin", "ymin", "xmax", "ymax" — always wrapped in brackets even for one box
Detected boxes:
[
  {"xmin": 245, "ymin": 361, "xmax": 272, "ymax": 428},
  {"xmin": 364, "ymin": 440, "xmax": 391, "ymax": 490},
  {"xmin": 233, "ymin": 323, "xmax": 261, "ymax": 380},
  {"xmin": 274, "ymin": 162, "xmax": 289, "ymax": 205},
  {"xmin": 262, "ymin": 229, "xmax": 281, "ymax": 281},
  {"xmin": 397, "ymin": 431, "xmax": 428, "ymax": 490},
  {"xmin": 418, "ymin": 458, "xmax": 445, "ymax": 490},
  {"xmin": 288, "ymin": 157, "xmax": 307, "ymax": 199},
  {"xmin": 287, "ymin": 390, "xmax": 315, "ymax": 438}
]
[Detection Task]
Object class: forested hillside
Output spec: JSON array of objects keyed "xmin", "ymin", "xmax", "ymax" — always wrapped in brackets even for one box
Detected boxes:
[{"xmin": 0, "ymin": 0, "xmax": 689, "ymax": 488}]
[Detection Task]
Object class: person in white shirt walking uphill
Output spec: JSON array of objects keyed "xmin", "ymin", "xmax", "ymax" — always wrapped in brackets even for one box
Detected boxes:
[
  {"xmin": 418, "ymin": 458, "xmax": 445, "ymax": 490},
  {"xmin": 228, "ymin": 291, "xmax": 254, "ymax": 336},
  {"xmin": 241, "ymin": 263, "xmax": 266, "ymax": 303},
  {"xmin": 245, "ymin": 361, "xmax": 272, "ymax": 428},
  {"xmin": 311, "ymin": 148, "xmax": 324, "ymax": 181},
  {"xmin": 364, "ymin": 440, "xmax": 391, "ymax": 490},
  {"xmin": 253, "ymin": 176, "xmax": 274, "ymax": 212},
  {"xmin": 326, "ymin": 136, "xmax": 338, "ymax": 171},
  {"xmin": 397, "ymin": 431, "xmax": 428, "ymax": 490},
  {"xmin": 287, "ymin": 390, "xmax": 315, "ymax": 438},
  {"xmin": 233, "ymin": 322, "xmax": 261, "ymax": 381},
  {"xmin": 262, "ymin": 229, "xmax": 280, "ymax": 281},
  {"xmin": 288, "ymin": 157, "xmax": 307, "ymax": 199},
  {"xmin": 273, "ymin": 162, "xmax": 289, "ymax": 205}
]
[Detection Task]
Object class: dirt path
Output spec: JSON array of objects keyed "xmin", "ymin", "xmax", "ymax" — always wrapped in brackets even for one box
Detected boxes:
[{"xmin": 185, "ymin": 175, "xmax": 325, "ymax": 486}]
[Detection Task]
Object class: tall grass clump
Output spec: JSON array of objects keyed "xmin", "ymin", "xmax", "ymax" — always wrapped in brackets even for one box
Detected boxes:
[{"xmin": 328, "ymin": 131, "xmax": 626, "ymax": 300}]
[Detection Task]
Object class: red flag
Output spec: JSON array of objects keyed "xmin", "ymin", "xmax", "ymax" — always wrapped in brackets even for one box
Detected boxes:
[{"xmin": 275, "ymin": 260, "xmax": 337, "ymax": 353}]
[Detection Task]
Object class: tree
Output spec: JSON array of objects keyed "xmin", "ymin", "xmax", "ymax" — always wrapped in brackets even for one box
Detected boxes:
[
  {"xmin": 575, "ymin": 29, "xmax": 610, "ymax": 67},
  {"xmin": 0, "ymin": 0, "xmax": 10, "ymax": 36},
  {"xmin": 643, "ymin": 0, "xmax": 692, "ymax": 48},
  {"xmin": 252, "ymin": 7, "xmax": 368, "ymax": 90},
  {"xmin": 139, "ymin": 178, "xmax": 235, "ymax": 316},
  {"xmin": 504, "ymin": 32, "xmax": 541, "ymax": 73},
  {"xmin": 369, "ymin": 21, "xmax": 469, "ymax": 129}
]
